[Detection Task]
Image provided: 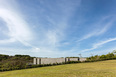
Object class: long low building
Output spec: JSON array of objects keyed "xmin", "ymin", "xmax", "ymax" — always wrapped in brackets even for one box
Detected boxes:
[{"xmin": 33, "ymin": 57, "xmax": 86, "ymax": 65}]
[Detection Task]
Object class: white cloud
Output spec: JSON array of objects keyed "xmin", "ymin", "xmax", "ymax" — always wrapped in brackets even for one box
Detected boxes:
[
  {"xmin": 0, "ymin": 1, "xmax": 33, "ymax": 47},
  {"xmin": 0, "ymin": 0, "xmax": 79, "ymax": 57},
  {"xmin": 81, "ymin": 37, "xmax": 116, "ymax": 52},
  {"xmin": 0, "ymin": 38, "xmax": 16, "ymax": 44},
  {"xmin": 36, "ymin": 0, "xmax": 81, "ymax": 48},
  {"xmin": 77, "ymin": 16, "xmax": 115, "ymax": 42}
]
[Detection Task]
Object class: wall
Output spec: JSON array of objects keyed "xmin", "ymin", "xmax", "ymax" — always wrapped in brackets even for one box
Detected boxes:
[
  {"xmin": 33, "ymin": 58, "xmax": 37, "ymax": 64},
  {"xmin": 33, "ymin": 57, "xmax": 86, "ymax": 65},
  {"xmin": 41, "ymin": 58, "xmax": 65, "ymax": 64},
  {"xmin": 80, "ymin": 58, "xmax": 87, "ymax": 62},
  {"xmin": 69, "ymin": 58, "xmax": 79, "ymax": 61}
]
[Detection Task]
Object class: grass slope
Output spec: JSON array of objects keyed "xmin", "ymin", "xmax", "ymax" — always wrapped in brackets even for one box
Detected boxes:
[{"xmin": 0, "ymin": 60, "xmax": 116, "ymax": 77}]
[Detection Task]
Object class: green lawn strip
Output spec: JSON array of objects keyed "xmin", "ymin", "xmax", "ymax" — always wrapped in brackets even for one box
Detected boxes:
[{"xmin": 0, "ymin": 60, "xmax": 116, "ymax": 77}]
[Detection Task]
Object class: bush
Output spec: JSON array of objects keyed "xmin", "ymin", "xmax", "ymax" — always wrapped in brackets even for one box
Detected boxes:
[{"xmin": 86, "ymin": 51, "xmax": 116, "ymax": 62}]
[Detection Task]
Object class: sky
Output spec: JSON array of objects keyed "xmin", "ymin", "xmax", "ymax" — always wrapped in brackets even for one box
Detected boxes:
[{"xmin": 0, "ymin": 0, "xmax": 116, "ymax": 57}]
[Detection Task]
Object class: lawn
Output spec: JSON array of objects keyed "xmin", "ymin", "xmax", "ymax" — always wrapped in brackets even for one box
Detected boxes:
[{"xmin": 0, "ymin": 60, "xmax": 116, "ymax": 77}]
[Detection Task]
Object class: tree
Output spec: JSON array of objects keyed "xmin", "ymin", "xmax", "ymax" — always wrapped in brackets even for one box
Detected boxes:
[{"xmin": 113, "ymin": 50, "xmax": 116, "ymax": 55}]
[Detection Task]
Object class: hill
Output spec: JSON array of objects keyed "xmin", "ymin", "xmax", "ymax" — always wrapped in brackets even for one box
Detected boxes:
[
  {"xmin": 0, "ymin": 60, "xmax": 116, "ymax": 77},
  {"xmin": 0, "ymin": 54, "xmax": 33, "ymax": 71}
]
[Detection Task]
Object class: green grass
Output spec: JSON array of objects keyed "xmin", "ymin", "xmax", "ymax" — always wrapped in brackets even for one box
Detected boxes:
[{"xmin": 0, "ymin": 60, "xmax": 116, "ymax": 77}]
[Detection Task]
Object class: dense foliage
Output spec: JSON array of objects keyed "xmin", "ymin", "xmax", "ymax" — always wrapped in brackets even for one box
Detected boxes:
[
  {"xmin": 86, "ymin": 50, "xmax": 116, "ymax": 62},
  {"xmin": 0, "ymin": 54, "xmax": 33, "ymax": 71}
]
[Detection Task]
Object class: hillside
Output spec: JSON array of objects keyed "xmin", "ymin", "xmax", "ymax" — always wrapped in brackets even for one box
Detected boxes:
[
  {"xmin": 0, "ymin": 54, "xmax": 33, "ymax": 71},
  {"xmin": 0, "ymin": 60, "xmax": 116, "ymax": 77}
]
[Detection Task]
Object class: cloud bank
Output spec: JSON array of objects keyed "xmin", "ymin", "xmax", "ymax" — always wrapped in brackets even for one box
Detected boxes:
[{"xmin": 0, "ymin": 0, "xmax": 33, "ymax": 47}]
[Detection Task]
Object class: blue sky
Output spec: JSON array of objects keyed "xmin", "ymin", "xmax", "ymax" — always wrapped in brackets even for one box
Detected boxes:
[{"xmin": 0, "ymin": 0, "xmax": 116, "ymax": 57}]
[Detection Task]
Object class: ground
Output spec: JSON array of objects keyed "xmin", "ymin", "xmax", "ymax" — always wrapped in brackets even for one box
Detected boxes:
[{"xmin": 0, "ymin": 60, "xmax": 116, "ymax": 77}]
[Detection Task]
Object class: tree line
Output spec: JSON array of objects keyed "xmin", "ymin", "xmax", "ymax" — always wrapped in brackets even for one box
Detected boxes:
[
  {"xmin": 0, "ymin": 54, "xmax": 33, "ymax": 71},
  {"xmin": 86, "ymin": 50, "xmax": 116, "ymax": 62}
]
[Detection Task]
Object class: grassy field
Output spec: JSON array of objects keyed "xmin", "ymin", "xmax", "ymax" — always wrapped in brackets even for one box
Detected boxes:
[{"xmin": 0, "ymin": 60, "xmax": 116, "ymax": 77}]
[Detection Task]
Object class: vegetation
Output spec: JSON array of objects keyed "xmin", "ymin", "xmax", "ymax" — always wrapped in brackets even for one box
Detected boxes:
[
  {"xmin": 86, "ymin": 50, "xmax": 116, "ymax": 62},
  {"xmin": 0, "ymin": 60, "xmax": 116, "ymax": 77},
  {"xmin": 0, "ymin": 54, "xmax": 33, "ymax": 71}
]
